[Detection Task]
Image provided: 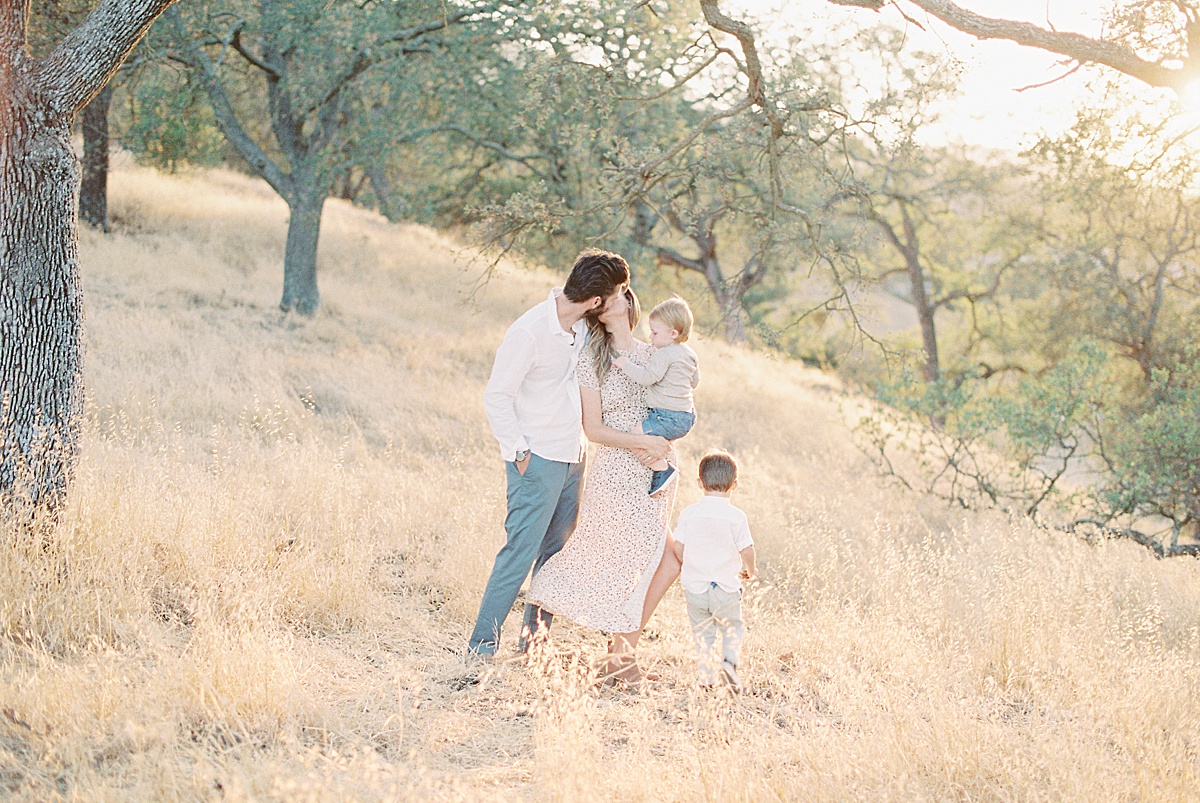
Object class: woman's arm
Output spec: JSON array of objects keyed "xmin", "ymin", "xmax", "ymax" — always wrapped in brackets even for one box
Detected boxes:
[{"xmin": 581, "ymin": 387, "xmax": 670, "ymax": 458}]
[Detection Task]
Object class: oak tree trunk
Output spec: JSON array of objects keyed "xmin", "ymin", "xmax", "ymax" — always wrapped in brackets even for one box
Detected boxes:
[
  {"xmin": 80, "ymin": 83, "xmax": 112, "ymax": 231},
  {"xmin": 1, "ymin": 0, "xmax": 175, "ymax": 521},
  {"xmin": 718, "ymin": 289, "xmax": 748, "ymax": 344},
  {"xmin": 367, "ymin": 164, "xmax": 397, "ymax": 221},
  {"xmin": 905, "ymin": 252, "xmax": 940, "ymax": 384},
  {"xmin": 888, "ymin": 204, "xmax": 941, "ymax": 383},
  {"xmin": 280, "ymin": 191, "xmax": 325, "ymax": 315},
  {"xmin": 0, "ymin": 79, "xmax": 85, "ymax": 522}
]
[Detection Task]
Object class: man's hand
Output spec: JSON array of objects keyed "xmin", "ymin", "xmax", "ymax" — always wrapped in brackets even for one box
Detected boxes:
[
  {"xmin": 515, "ymin": 450, "xmax": 531, "ymax": 475},
  {"xmin": 612, "ymin": 355, "xmax": 628, "ymax": 369}
]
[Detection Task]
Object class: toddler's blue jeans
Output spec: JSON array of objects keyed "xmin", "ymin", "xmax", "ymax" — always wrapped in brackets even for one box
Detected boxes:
[
  {"xmin": 642, "ymin": 408, "xmax": 695, "ymax": 490},
  {"xmin": 641, "ymin": 407, "xmax": 695, "ymax": 441}
]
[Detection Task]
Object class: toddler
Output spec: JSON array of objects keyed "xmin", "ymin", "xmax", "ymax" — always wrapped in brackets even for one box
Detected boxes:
[
  {"xmin": 612, "ymin": 296, "xmax": 700, "ymax": 496},
  {"xmin": 671, "ymin": 451, "xmax": 756, "ymax": 692}
]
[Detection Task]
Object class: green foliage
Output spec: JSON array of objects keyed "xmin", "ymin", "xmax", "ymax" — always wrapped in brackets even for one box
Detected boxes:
[
  {"xmin": 114, "ymin": 0, "xmax": 1200, "ymax": 548},
  {"xmin": 1102, "ymin": 361, "xmax": 1200, "ymax": 526},
  {"xmin": 121, "ymin": 70, "xmax": 225, "ymax": 170},
  {"xmin": 1022, "ymin": 95, "xmax": 1200, "ymax": 381},
  {"xmin": 1102, "ymin": 0, "xmax": 1193, "ymax": 64},
  {"xmin": 848, "ymin": 77, "xmax": 1200, "ymax": 557},
  {"xmin": 436, "ymin": 5, "xmax": 709, "ymax": 266},
  {"xmin": 986, "ymin": 344, "xmax": 1108, "ymax": 465},
  {"xmin": 862, "ymin": 329, "xmax": 1200, "ymax": 546},
  {"xmin": 860, "ymin": 343, "xmax": 1110, "ymax": 516}
]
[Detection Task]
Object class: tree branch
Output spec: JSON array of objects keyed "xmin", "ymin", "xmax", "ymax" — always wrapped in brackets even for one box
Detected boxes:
[
  {"xmin": 38, "ymin": 0, "xmax": 177, "ymax": 116},
  {"xmin": 653, "ymin": 245, "xmax": 707, "ymax": 275},
  {"xmin": 635, "ymin": 97, "xmax": 752, "ymax": 180},
  {"xmin": 164, "ymin": 7, "xmax": 293, "ymax": 199},
  {"xmin": 933, "ymin": 253, "xmax": 1016, "ymax": 309},
  {"xmin": 433, "ymin": 124, "xmax": 550, "ymax": 179},
  {"xmin": 300, "ymin": 4, "xmax": 492, "ymax": 121},
  {"xmin": 1069, "ymin": 519, "xmax": 1200, "ymax": 558},
  {"xmin": 839, "ymin": 0, "xmax": 1195, "ymax": 91},
  {"xmin": 699, "ymin": 0, "xmax": 784, "ymax": 138},
  {"xmin": 231, "ymin": 25, "xmax": 281, "ymax": 78}
]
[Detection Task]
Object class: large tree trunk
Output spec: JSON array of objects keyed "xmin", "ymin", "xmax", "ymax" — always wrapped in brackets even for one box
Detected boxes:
[
  {"xmin": 0, "ymin": 84, "xmax": 85, "ymax": 522},
  {"xmin": 1, "ymin": 0, "xmax": 175, "ymax": 521},
  {"xmin": 905, "ymin": 252, "xmax": 940, "ymax": 384},
  {"xmin": 80, "ymin": 83, "xmax": 112, "ymax": 231},
  {"xmin": 716, "ymin": 287, "xmax": 748, "ymax": 344},
  {"xmin": 280, "ymin": 190, "xmax": 326, "ymax": 315},
  {"xmin": 875, "ymin": 204, "xmax": 940, "ymax": 383},
  {"xmin": 366, "ymin": 164, "xmax": 397, "ymax": 221}
]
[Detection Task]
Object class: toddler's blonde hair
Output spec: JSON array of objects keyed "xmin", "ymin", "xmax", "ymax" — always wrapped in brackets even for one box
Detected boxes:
[{"xmin": 650, "ymin": 296, "xmax": 693, "ymax": 342}]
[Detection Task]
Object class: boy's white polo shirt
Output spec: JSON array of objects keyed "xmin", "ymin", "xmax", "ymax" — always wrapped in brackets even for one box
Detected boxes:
[{"xmin": 673, "ymin": 495, "xmax": 753, "ymax": 595}]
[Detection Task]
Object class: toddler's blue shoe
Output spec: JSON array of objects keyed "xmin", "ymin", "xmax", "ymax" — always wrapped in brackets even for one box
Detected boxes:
[{"xmin": 649, "ymin": 465, "xmax": 677, "ymax": 497}]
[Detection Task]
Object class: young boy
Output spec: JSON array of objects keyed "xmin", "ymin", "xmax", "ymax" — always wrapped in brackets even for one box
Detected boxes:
[
  {"xmin": 612, "ymin": 296, "xmax": 700, "ymax": 496},
  {"xmin": 671, "ymin": 451, "xmax": 756, "ymax": 692}
]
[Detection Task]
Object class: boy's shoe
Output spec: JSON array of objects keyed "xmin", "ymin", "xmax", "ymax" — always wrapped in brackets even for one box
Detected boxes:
[
  {"xmin": 649, "ymin": 465, "xmax": 677, "ymax": 497},
  {"xmin": 719, "ymin": 661, "xmax": 743, "ymax": 694}
]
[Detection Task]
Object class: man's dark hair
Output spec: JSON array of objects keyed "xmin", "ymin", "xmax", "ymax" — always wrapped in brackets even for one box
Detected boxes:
[{"xmin": 563, "ymin": 249, "xmax": 630, "ymax": 304}]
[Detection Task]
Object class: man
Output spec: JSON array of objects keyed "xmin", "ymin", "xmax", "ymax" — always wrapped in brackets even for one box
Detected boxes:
[{"xmin": 469, "ymin": 248, "xmax": 631, "ymax": 657}]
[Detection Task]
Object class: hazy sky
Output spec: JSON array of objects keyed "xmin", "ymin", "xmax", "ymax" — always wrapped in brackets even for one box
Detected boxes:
[{"xmin": 733, "ymin": 0, "xmax": 1168, "ymax": 152}]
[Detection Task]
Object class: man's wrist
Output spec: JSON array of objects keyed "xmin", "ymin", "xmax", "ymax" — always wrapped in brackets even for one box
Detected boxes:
[{"xmin": 515, "ymin": 449, "xmax": 531, "ymax": 462}]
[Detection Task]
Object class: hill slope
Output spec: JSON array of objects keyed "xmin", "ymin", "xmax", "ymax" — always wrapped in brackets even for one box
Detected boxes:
[{"xmin": 1, "ymin": 165, "xmax": 1198, "ymax": 799}]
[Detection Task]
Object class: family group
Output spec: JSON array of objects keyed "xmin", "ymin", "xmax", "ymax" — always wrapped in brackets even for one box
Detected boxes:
[{"xmin": 469, "ymin": 249, "xmax": 758, "ymax": 690}]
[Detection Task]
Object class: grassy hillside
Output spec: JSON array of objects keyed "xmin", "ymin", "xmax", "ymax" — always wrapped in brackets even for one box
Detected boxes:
[{"xmin": 1, "ymin": 165, "xmax": 1198, "ymax": 800}]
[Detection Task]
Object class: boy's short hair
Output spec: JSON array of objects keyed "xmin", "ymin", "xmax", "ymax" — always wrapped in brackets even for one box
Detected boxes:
[
  {"xmin": 650, "ymin": 296, "xmax": 693, "ymax": 342},
  {"xmin": 699, "ymin": 451, "xmax": 737, "ymax": 492},
  {"xmin": 563, "ymin": 249, "xmax": 630, "ymax": 305}
]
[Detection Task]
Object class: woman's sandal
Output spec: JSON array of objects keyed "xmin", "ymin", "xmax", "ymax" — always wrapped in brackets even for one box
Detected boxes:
[{"xmin": 598, "ymin": 655, "xmax": 660, "ymax": 689}]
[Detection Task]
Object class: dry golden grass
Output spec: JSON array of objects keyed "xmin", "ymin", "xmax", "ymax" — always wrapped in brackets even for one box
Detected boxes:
[{"xmin": 2, "ymin": 164, "xmax": 1199, "ymax": 800}]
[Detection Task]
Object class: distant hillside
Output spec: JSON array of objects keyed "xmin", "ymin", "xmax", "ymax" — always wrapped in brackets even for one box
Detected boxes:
[{"xmin": 0, "ymin": 165, "xmax": 1196, "ymax": 800}]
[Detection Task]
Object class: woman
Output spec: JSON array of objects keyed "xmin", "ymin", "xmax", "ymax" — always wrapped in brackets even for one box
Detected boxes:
[{"xmin": 525, "ymin": 287, "xmax": 682, "ymax": 684}]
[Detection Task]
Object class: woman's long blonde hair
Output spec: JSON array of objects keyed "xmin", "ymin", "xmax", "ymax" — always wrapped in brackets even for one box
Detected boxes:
[{"xmin": 586, "ymin": 287, "xmax": 641, "ymax": 386}]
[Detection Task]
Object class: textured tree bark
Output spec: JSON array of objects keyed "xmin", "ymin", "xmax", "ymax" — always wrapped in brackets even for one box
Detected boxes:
[
  {"xmin": 1, "ymin": 0, "xmax": 175, "ymax": 522},
  {"xmin": 0, "ymin": 65, "xmax": 85, "ymax": 521},
  {"xmin": 280, "ymin": 191, "xmax": 326, "ymax": 315},
  {"xmin": 80, "ymin": 83, "xmax": 112, "ymax": 231}
]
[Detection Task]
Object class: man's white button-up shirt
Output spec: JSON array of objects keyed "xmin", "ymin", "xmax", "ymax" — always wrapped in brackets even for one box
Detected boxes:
[{"xmin": 483, "ymin": 289, "xmax": 589, "ymax": 464}]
